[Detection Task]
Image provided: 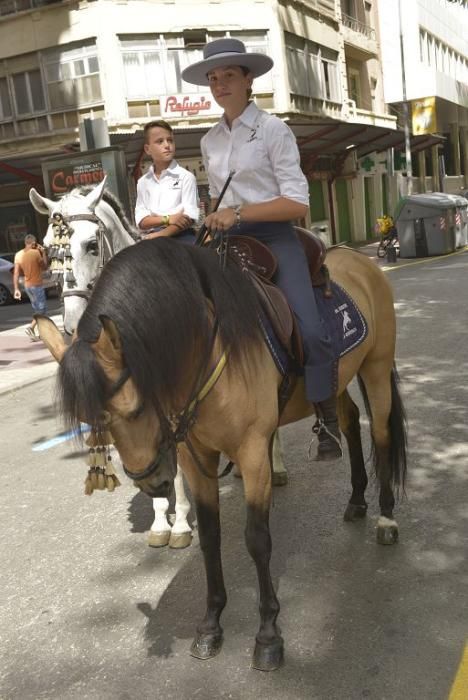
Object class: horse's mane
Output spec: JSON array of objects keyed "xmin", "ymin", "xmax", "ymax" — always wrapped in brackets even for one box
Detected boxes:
[
  {"xmin": 74, "ymin": 186, "xmax": 140, "ymax": 241},
  {"xmin": 58, "ymin": 239, "xmax": 264, "ymax": 431}
]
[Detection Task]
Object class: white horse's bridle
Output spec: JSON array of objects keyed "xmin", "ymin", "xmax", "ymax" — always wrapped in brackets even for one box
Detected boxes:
[{"xmin": 47, "ymin": 211, "xmax": 115, "ymax": 301}]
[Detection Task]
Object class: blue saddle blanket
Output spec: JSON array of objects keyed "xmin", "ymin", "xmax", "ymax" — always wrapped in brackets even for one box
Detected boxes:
[{"xmin": 262, "ymin": 281, "xmax": 368, "ymax": 375}]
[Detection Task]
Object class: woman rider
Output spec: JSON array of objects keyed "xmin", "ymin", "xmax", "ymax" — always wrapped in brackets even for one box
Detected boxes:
[{"xmin": 182, "ymin": 38, "xmax": 341, "ymax": 460}]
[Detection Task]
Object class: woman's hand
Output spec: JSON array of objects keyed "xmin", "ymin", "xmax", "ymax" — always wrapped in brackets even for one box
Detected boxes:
[{"xmin": 204, "ymin": 208, "xmax": 236, "ymax": 232}]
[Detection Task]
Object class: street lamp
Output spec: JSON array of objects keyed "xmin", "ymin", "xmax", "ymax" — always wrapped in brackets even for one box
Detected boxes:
[{"xmin": 398, "ymin": 0, "xmax": 413, "ymax": 194}]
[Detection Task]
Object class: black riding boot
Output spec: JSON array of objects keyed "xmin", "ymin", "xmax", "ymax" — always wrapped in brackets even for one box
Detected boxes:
[{"xmin": 312, "ymin": 395, "xmax": 342, "ymax": 461}]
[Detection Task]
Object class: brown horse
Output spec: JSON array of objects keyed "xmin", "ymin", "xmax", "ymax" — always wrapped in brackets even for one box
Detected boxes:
[{"xmin": 37, "ymin": 237, "xmax": 406, "ymax": 671}]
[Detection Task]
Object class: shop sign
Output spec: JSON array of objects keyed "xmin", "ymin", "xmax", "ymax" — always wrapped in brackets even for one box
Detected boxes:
[
  {"xmin": 160, "ymin": 93, "xmax": 222, "ymax": 118},
  {"xmin": 47, "ymin": 161, "xmax": 105, "ymax": 195},
  {"xmin": 412, "ymin": 96, "xmax": 437, "ymax": 135}
]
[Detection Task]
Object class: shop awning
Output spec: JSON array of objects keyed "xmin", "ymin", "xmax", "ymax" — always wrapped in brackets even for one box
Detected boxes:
[{"xmin": 0, "ymin": 117, "xmax": 445, "ymax": 189}]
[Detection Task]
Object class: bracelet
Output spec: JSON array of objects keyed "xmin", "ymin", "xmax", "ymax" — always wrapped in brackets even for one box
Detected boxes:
[
  {"xmin": 235, "ymin": 205, "xmax": 242, "ymax": 228},
  {"xmin": 162, "ymin": 214, "xmax": 170, "ymax": 226}
]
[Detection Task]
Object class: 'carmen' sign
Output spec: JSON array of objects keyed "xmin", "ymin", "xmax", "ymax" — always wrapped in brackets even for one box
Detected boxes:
[
  {"xmin": 160, "ymin": 93, "xmax": 222, "ymax": 119},
  {"xmin": 41, "ymin": 146, "xmax": 131, "ymax": 218},
  {"xmin": 49, "ymin": 162, "xmax": 104, "ymax": 194}
]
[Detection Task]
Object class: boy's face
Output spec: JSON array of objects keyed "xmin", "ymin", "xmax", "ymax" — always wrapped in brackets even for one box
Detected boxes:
[{"xmin": 144, "ymin": 127, "xmax": 175, "ymax": 168}]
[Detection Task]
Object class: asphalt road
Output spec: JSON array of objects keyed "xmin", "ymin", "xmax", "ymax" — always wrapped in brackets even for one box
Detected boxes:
[{"xmin": 1, "ymin": 251, "xmax": 467, "ymax": 700}]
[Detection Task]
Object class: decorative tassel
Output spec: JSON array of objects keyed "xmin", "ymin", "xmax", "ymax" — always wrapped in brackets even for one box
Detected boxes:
[
  {"xmin": 83, "ymin": 430, "xmax": 120, "ymax": 495},
  {"xmin": 105, "ymin": 452, "xmax": 121, "ymax": 491}
]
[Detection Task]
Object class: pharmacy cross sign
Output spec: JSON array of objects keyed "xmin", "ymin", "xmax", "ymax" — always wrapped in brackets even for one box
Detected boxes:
[{"xmin": 360, "ymin": 156, "xmax": 375, "ymax": 172}]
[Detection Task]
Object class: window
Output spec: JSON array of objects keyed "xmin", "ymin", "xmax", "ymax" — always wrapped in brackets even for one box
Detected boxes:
[
  {"xmin": 120, "ymin": 31, "xmax": 272, "ymax": 100},
  {"xmin": 0, "ymin": 77, "xmax": 12, "ymax": 119},
  {"xmin": 348, "ymin": 70, "xmax": 361, "ymax": 107},
  {"xmin": 43, "ymin": 43, "xmax": 101, "ymax": 110},
  {"xmin": 285, "ymin": 33, "xmax": 340, "ymax": 103},
  {"xmin": 11, "ymin": 69, "xmax": 45, "ymax": 115}
]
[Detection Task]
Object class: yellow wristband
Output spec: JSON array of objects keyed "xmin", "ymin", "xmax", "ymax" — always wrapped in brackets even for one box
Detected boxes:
[{"xmin": 162, "ymin": 214, "xmax": 170, "ymax": 226}]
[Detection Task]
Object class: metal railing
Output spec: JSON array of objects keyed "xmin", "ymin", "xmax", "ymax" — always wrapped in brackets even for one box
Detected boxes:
[{"xmin": 341, "ymin": 13, "xmax": 376, "ymax": 40}]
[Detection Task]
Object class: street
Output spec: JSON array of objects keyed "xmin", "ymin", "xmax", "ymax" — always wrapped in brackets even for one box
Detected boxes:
[{"xmin": 1, "ymin": 251, "xmax": 467, "ymax": 700}]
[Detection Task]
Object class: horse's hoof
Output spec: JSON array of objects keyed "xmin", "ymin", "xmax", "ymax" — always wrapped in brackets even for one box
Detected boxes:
[
  {"xmin": 169, "ymin": 531, "xmax": 192, "ymax": 549},
  {"xmin": 190, "ymin": 632, "xmax": 223, "ymax": 660},
  {"xmin": 272, "ymin": 472, "xmax": 288, "ymax": 487},
  {"xmin": 147, "ymin": 530, "xmax": 171, "ymax": 548},
  {"xmin": 343, "ymin": 503, "xmax": 368, "ymax": 521},
  {"xmin": 251, "ymin": 637, "xmax": 284, "ymax": 671},
  {"xmin": 376, "ymin": 516, "xmax": 399, "ymax": 545}
]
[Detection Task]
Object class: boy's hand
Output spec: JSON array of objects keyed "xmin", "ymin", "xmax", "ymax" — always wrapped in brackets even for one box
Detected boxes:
[
  {"xmin": 14, "ymin": 289, "xmax": 22, "ymax": 301},
  {"xmin": 169, "ymin": 211, "xmax": 191, "ymax": 229}
]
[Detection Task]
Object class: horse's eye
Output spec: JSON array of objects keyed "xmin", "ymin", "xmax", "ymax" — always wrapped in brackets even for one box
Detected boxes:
[{"xmin": 86, "ymin": 240, "xmax": 98, "ymax": 255}]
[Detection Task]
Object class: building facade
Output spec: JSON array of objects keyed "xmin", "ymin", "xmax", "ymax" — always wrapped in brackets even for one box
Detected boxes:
[
  {"xmin": 378, "ymin": 0, "xmax": 468, "ymax": 197},
  {"xmin": 0, "ymin": 0, "xmax": 456, "ymax": 251}
]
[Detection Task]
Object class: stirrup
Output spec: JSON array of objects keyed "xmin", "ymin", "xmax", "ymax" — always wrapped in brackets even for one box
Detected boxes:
[{"xmin": 309, "ymin": 418, "xmax": 343, "ymax": 460}]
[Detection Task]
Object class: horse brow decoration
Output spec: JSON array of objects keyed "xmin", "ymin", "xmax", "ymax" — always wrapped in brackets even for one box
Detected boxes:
[{"xmin": 47, "ymin": 213, "xmax": 75, "ymax": 286}]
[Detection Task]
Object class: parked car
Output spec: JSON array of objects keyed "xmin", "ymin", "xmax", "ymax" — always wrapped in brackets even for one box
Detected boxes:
[{"xmin": 0, "ymin": 254, "xmax": 59, "ymax": 307}]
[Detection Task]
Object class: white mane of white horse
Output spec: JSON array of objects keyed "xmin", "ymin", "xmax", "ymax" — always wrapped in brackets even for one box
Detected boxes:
[{"xmin": 29, "ymin": 178, "xmax": 137, "ymax": 336}]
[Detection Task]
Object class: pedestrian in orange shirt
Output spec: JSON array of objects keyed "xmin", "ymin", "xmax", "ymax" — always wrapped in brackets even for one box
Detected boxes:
[{"xmin": 14, "ymin": 234, "xmax": 48, "ymax": 341}]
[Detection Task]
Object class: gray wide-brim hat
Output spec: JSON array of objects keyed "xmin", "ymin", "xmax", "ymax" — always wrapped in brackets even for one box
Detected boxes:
[{"xmin": 181, "ymin": 38, "xmax": 273, "ymax": 86}]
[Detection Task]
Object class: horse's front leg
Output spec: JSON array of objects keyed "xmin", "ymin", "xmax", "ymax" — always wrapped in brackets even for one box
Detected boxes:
[
  {"xmin": 168, "ymin": 466, "xmax": 192, "ymax": 549},
  {"xmin": 238, "ymin": 435, "xmax": 283, "ymax": 671},
  {"xmin": 234, "ymin": 430, "xmax": 288, "ymax": 486},
  {"xmin": 180, "ymin": 448, "xmax": 227, "ymax": 660},
  {"xmin": 148, "ymin": 496, "xmax": 171, "ymax": 547},
  {"xmin": 148, "ymin": 466, "xmax": 192, "ymax": 548}
]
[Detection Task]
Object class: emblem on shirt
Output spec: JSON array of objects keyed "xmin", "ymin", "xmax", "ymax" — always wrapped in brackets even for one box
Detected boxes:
[
  {"xmin": 246, "ymin": 127, "xmax": 258, "ymax": 143},
  {"xmin": 172, "ymin": 178, "xmax": 181, "ymax": 189}
]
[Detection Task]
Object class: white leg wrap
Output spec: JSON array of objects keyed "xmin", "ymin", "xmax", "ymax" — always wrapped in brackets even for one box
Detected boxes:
[{"xmin": 170, "ymin": 466, "xmax": 192, "ymax": 535}]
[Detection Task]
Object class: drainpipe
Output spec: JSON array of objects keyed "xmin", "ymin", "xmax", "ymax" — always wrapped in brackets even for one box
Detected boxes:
[{"xmin": 327, "ymin": 177, "xmax": 337, "ymax": 245}]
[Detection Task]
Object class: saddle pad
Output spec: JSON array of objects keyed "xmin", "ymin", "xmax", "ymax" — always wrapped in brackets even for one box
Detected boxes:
[
  {"xmin": 314, "ymin": 281, "xmax": 368, "ymax": 359},
  {"xmin": 259, "ymin": 281, "xmax": 367, "ymax": 377}
]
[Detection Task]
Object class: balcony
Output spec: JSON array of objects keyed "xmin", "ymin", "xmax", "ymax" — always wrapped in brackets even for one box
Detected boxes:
[{"xmin": 341, "ymin": 12, "xmax": 378, "ymax": 61}]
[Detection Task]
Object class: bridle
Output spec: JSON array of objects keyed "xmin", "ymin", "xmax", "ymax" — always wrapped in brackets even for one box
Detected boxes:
[
  {"xmin": 106, "ymin": 320, "xmax": 230, "ymax": 484},
  {"xmin": 47, "ymin": 211, "xmax": 115, "ymax": 301}
]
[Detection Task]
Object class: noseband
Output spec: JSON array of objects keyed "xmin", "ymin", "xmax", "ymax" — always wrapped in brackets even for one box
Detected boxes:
[{"xmin": 47, "ymin": 211, "xmax": 114, "ymax": 301}]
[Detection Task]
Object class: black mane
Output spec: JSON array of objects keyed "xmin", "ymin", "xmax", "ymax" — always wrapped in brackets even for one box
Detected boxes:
[
  {"xmin": 77, "ymin": 186, "xmax": 140, "ymax": 241},
  {"xmin": 58, "ymin": 239, "xmax": 264, "ymax": 431}
]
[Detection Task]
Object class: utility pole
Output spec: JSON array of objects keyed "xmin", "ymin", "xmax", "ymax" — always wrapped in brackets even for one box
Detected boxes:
[{"xmin": 398, "ymin": 0, "xmax": 413, "ymax": 194}]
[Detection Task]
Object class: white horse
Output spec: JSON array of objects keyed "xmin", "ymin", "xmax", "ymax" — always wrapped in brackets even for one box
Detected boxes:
[
  {"xmin": 29, "ymin": 179, "xmax": 288, "ymax": 548},
  {"xmin": 29, "ymin": 179, "xmax": 193, "ymax": 548}
]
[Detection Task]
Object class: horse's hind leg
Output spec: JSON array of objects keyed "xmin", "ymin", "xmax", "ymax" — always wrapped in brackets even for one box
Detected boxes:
[
  {"xmin": 238, "ymin": 434, "xmax": 283, "ymax": 671},
  {"xmin": 339, "ymin": 389, "xmax": 369, "ymax": 522},
  {"xmin": 358, "ymin": 363, "xmax": 407, "ymax": 545}
]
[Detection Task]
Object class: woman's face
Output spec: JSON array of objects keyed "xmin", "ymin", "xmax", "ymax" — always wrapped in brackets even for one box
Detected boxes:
[{"xmin": 206, "ymin": 65, "xmax": 253, "ymax": 109}]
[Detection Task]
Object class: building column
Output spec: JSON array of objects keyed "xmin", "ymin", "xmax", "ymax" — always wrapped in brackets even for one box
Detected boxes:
[
  {"xmin": 460, "ymin": 127, "xmax": 468, "ymax": 189},
  {"xmin": 431, "ymin": 145, "xmax": 440, "ymax": 192},
  {"xmin": 450, "ymin": 123, "xmax": 461, "ymax": 176},
  {"xmin": 418, "ymin": 151, "xmax": 426, "ymax": 193}
]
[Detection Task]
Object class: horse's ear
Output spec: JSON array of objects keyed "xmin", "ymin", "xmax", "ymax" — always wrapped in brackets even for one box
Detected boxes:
[
  {"xmin": 84, "ymin": 175, "xmax": 107, "ymax": 211},
  {"xmin": 99, "ymin": 315, "xmax": 122, "ymax": 352},
  {"xmin": 29, "ymin": 188, "xmax": 55, "ymax": 215},
  {"xmin": 35, "ymin": 315, "xmax": 67, "ymax": 362}
]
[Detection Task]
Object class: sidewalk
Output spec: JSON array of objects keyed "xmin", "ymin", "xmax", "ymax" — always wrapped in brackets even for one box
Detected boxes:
[
  {"xmin": 0, "ymin": 314, "xmax": 62, "ymax": 396},
  {"xmin": 0, "ymin": 241, "xmax": 391, "ymax": 398}
]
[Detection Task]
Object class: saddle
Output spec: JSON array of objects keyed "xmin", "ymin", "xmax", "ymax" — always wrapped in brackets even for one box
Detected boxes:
[{"xmin": 228, "ymin": 227, "xmax": 331, "ymax": 367}]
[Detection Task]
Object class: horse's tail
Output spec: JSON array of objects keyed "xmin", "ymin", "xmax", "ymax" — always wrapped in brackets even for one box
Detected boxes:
[{"xmin": 357, "ymin": 365, "xmax": 407, "ymax": 496}]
